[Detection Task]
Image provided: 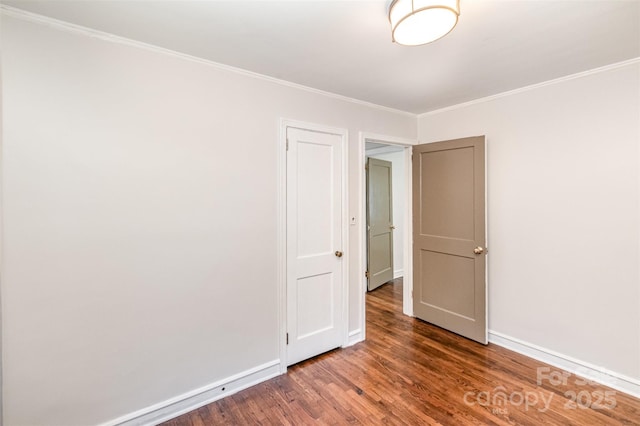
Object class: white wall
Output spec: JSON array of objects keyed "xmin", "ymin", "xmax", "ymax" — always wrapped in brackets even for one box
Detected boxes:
[
  {"xmin": 367, "ymin": 150, "xmax": 406, "ymax": 278},
  {"xmin": 0, "ymin": 13, "xmax": 416, "ymax": 426},
  {"xmin": 418, "ymin": 63, "xmax": 640, "ymax": 382}
]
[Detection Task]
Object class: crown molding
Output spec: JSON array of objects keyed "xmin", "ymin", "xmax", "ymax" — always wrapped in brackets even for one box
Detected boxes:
[
  {"xmin": 0, "ymin": 5, "xmax": 416, "ymax": 118},
  {"xmin": 419, "ymin": 57, "xmax": 640, "ymax": 117},
  {"xmin": 4, "ymin": 4, "xmax": 637, "ymax": 121}
]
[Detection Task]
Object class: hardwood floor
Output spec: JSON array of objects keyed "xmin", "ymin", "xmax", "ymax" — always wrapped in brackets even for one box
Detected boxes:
[{"xmin": 164, "ymin": 279, "xmax": 640, "ymax": 425}]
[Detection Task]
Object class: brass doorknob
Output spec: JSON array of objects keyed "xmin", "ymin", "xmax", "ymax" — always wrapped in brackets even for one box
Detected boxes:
[
  {"xmin": 473, "ymin": 247, "xmax": 484, "ymax": 255},
  {"xmin": 390, "ymin": 225, "xmax": 396, "ymax": 230},
  {"xmin": 335, "ymin": 251, "xmax": 343, "ymax": 258}
]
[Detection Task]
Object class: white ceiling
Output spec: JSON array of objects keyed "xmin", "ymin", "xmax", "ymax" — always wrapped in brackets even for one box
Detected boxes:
[{"xmin": 3, "ymin": 0, "xmax": 639, "ymax": 114}]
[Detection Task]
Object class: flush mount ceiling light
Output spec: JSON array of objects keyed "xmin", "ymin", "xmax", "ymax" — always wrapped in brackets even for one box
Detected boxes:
[{"xmin": 389, "ymin": 0, "xmax": 460, "ymax": 46}]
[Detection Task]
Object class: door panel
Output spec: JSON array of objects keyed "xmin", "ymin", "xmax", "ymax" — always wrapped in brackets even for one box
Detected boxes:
[
  {"xmin": 419, "ymin": 251, "xmax": 475, "ymax": 319},
  {"xmin": 297, "ymin": 142, "xmax": 333, "ymax": 256},
  {"xmin": 419, "ymin": 147, "xmax": 475, "ymax": 239},
  {"xmin": 287, "ymin": 127, "xmax": 344, "ymax": 365},
  {"xmin": 296, "ymin": 273, "xmax": 334, "ymax": 337},
  {"xmin": 367, "ymin": 158, "xmax": 394, "ymax": 291},
  {"xmin": 412, "ymin": 136, "xmax": 487, "ymax": 344}
]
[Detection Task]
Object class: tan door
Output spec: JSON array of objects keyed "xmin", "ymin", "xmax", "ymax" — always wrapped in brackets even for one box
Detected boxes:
[
  {"xmin": 367, "ymin": 158, "xmax": 394, "ymax": 291},
  {"xmin": 412, "ymin": 136, "xmax": 487, "ymax": 344}
]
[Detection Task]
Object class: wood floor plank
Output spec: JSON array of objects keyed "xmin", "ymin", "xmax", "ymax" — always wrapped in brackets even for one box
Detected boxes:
[{"xmin": 162, "ymin": 278, "xmax": 640, "ymax": 425}]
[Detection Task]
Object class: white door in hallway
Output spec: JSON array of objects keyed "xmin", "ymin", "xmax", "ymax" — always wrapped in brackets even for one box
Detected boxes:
[{"xmin": 286, "ymin": 126, "xmax": 345, "ymax": 366}]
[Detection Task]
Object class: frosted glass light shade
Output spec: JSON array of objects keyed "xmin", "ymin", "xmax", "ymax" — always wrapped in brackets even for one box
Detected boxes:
[{"xmin": 389, "ymin": 0, "xmax": 460, "ymax": 46}]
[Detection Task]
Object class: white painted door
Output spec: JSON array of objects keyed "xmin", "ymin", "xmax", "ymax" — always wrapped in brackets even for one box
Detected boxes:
[{"xmin": 286, "ymin": 127, "xmax": 344, "ymax": 366}]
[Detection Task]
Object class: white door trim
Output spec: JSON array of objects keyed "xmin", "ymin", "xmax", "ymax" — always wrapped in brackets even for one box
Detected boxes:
[
  {"xmin": 356, "ymin": 132, "xmax": 417, "ymax": 345},
  {"xmin": 277, "ymin": 119, "xmax": 349, "ymax": 373}
]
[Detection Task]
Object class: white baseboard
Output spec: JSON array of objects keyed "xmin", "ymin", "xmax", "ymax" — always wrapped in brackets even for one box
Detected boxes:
[
  {"xmin": 100, "ymin": 360, "xmax": 281, "ymax": 426},
  {"xmin": 97, "ymin": 332, "xmax": 640, "ymax": 426},
  {"xmin": 346, "ymin": 328, "xmax": 364, "ymax": 347},
  {"xmin": 489, "ymin": 330, "xmax": 640, "ymax": 399},
  {"xmin": 393, "ymin": 269, "xmax": 404, "ymax": 279}
]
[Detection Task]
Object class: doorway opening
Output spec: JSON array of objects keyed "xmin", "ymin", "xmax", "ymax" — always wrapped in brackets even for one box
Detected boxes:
[
  {"xmin": 365, "ymin": 143, "xmax": 405, "ymax": 290},
  {"xmin": 357, "ymin": 134, "xmax": 487, "ymax": 347},
  {"xmin": 357, "ymin": 132, "xmax": 415, "ymax": 343}
]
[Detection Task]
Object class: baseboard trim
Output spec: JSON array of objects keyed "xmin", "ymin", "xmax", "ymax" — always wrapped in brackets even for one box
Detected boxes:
[
  {"xmin": 393, "ymin": 269, "xmax": 404, "ymax": 279},
  {"xmin": 100, "ymin": 360, "xmax": 281, "ymax": 426},
  {"xmin": 489, "ymin": 330, "xmax": 640, "ymax": 399},
  {"xmin": 346, "ymin": 329, "xmax": 364, "ymax": 347}
]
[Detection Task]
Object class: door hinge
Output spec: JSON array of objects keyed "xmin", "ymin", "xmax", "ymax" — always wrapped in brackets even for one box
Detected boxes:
[
  {"xmin": 286, "ymin": 333, "xmax": 289, "ymax": 345},
  {"xmin": 365, "ymin": 271, "xmax": 370, "ymax": 279},
  {"xmin": 286, "ymin": 139, "xmax": 289, "ymax": 151}
]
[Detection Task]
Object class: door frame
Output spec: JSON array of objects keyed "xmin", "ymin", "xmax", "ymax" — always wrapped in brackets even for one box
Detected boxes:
[
  {"xmin": 357, "ymin": 132, "xmax": 416, "ymax": 343},
  {"xmin": 277, "ymin": 118, "xmax": 349, "ymax": 373}
]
